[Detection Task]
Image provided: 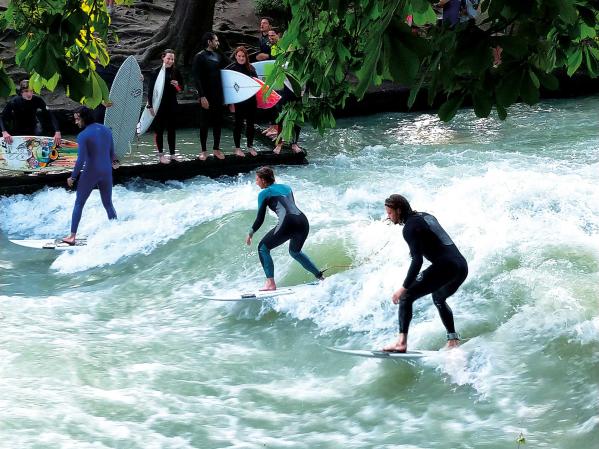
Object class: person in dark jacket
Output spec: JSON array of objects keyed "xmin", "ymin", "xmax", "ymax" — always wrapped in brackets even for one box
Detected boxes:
[
  {"xmin": 191, "ymin": 32, "xmax": 230, "ymax": 160},
  {"xmin": 382, "ymin": 194, "xmax": 468, "ymax": 353},
  {"xmin": 1, "ymin": 80, "xmax": 62, "ymax": 146},
  {"xmin": 147, "ymin": 49, "xmax": 184, "ymax": 164},
  {"xmin": 228, "ymin": 46, "xmax": 258, "ymax": 157}
]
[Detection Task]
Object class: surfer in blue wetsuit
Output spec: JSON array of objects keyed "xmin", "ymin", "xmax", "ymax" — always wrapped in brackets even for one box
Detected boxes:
[
  {"xmin": 62, "ymin": 106, "xmax": 119, "ymax": 245},
  {"xmin": 382, "ymin": 194, "xmax": 468, "ymax": 353},
  {"xmin": 246, "ymin": 166, "xmax": 324, "ymax": 291}
]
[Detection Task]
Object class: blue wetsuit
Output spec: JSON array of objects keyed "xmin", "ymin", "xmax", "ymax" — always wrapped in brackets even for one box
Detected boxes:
[
  {"xmin": 250, "ymin": 183, "xmax": 322, "ymax": 279},
  {"xmin": 70, "ymin": 123, "xmax": 117, "ymax": 233},
  {"xmin": 399, "ymin": 212, "xmax": 468, "ymax": 334}
]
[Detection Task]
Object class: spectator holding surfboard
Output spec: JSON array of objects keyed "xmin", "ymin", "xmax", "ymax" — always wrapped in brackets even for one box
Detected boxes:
[
  {"xmin": 0, "ymin": 79, "xmax": 62, "ymax": 146},
  {"xmin": 382, "ymin": 194, "xmax": 468, "ymax": 353},
  {"xmin": 246, "ymin": 166, "xmax": 325, "ymax": 291},
  {"xmin": 191, "ymin": 31, "xmax": 230, "ymax": 161},
  {"xmin": 147, "ymin": 49, "xmax": 184, "ymax": 164},
  {"xmin": 62, "ymin": 106, "xmax": 119, "ymax": 246},
  {"xmin": 228, "ymin": 46, "xmax": 258, "ymax": 158}
]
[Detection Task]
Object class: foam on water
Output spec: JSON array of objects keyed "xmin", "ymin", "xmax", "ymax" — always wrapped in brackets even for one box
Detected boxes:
[{"xmin": 1, "ymin": 97, "xmax": 599, "ymax": 448}]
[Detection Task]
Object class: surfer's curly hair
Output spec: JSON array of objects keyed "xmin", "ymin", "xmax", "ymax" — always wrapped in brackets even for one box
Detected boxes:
[
  {"xmin": 256, "ymin": 166, "xmax": 275, "ymax": 185},
  {"xmin": 385, "ymin": 194, "xmax": 415, "ymax": 225}
]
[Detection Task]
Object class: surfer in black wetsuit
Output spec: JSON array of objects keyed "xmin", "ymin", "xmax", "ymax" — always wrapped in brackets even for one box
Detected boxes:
[
  {"xmin": 147, "ymin": 49, "xmax": 184, "ymax": 164},
  {"xmin": 228, "ymin": 46, "xmax": 258, "ymax": 158},
  {"xmin": 246, "ymin": 166, "xmax": 324, "ymax": 291},
  {"xmin": 0, "ymin": 80, "xmax": 62, "ymax": 146},
  {"xmin": 382, "ymin": 194, "xmax": 468, "ymax": 353},
  {"xmin": 191, "ymin": 31, "xmax": 230, "ymax": 161}
]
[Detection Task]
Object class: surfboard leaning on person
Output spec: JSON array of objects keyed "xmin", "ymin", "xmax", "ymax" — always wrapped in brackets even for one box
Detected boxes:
[
  {"xmin": 62, "ymin": 106, "xmax": 119, "ymax": 245},
  {"xmin": 246, "ymin": 166, "xmax": 325, "ymax": 291},
  {"xmin": 382, "ymin": 194, "xmax": 468, "ymax": 353}
]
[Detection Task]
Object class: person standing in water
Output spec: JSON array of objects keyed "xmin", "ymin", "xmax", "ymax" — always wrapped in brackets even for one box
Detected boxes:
[
  {"xmin": 62, "ymin": 106, "xmax": 118, "ymax": 245},
  {"xmin": 147, "ymin": 49, "xmax": 184, "ymax": 164},
  {"xmin": 246, "ymin": 166, "xmax": 324, "ymax": 291},
  {"xmin": 382, "ymin": 194, "xmax": 468, "ymax": 352},
  {"xmin": 228, "ymin": 46, "xmax": 258, "ymax": 158}
]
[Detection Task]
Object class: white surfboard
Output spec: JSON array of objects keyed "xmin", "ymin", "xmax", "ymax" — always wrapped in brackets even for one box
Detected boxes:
[
  {"xmin": 221, "ymin": 69, "xmax": 261, "ymax": 104},
  {"xmin": 10, "ymin": 239, "xmax": 87, "ymax": 250},
  {"xmin": 104, "ymin": 55, "xmax": 143, "ymax": 158},
  {"xmin": 327, "ymin": 347, "xmax": 437, "ymax": 359},
  {"xmin": 201, "ymin": 281, "xmax": 320, "ymax": 302},
  {"xmin": 137, "ymin": 64, "xmax": 165, "ymax": 135}
]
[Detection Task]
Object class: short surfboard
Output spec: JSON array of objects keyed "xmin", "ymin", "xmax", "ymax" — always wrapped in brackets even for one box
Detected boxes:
[
  {"xmin": 326, "ymin": 347, "xmax": 437, "ymax": 359},
  {"xmin": 201, "ymin": 281, "xmax": 319, "ymax": 302},
  {"xmin": 9, "ymin": 239, "xmax": 87, "ymax": 250},
  {"xmin": 0, "ymin": 136, "xmax": 78, "ymax": 171}
]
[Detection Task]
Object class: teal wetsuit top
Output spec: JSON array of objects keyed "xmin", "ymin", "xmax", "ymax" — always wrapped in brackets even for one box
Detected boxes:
[{"xmin": 250, "ymin": 183, "xmax": 301, "ymax": 236}]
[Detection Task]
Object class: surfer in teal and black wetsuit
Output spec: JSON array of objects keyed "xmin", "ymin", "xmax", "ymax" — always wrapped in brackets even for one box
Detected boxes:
[{"xmin": 246, "ymin": 166, "xmax": 324, "ymax": 291}]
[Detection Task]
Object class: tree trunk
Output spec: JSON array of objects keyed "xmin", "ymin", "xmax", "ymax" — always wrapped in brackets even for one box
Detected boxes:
[{"xmin": 137, "ymin": 0, "xmax": 217, "ymax": 66}]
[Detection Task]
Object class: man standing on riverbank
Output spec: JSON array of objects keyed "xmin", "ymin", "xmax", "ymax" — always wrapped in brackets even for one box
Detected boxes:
[
  {"xmin": 255, "ymin": 17, "xmax": 272, "ymax": 62},
  {"xmin": 382, "ymin": 194, "xmax": 468, "ymax": 353},
  {"xmin": 63, "ymin": 106, "xmax": 118, "ymax": 245},
  {"xmin": 191, "ymin": 31, "xmax": 230, "ymax": 161},
  {"xmin": 0, "ymin": 80, "xmax": 62, "ymax": 146}
]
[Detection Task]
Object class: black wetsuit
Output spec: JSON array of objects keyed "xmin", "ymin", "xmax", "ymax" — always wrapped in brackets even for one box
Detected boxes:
[
  {"xmin": 148, "ymin": 65, "xmax": 183, "ymax": 155},
  {"xmin": 399, "ymin": 212, "xmax": 468, "ymax": 334},
  {"xmin": 191, "ymin": 49, "xmax": 230, "ymax": 151},
  {"xmin": 228, "ymin": 62, "xmax": 257, "ymax": 148},
  {"xmin": 0, "ymin": 95, "xmax": 60, "ymax": 136},
  {"xmin": 249, "ymin": 183, "xmax": 321, "ymax": 279}
]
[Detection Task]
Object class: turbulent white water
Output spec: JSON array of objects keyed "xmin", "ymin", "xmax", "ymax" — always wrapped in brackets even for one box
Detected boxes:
[{"xmin": 1, "ymin": 97, "xmax": 598, "ymax": 448}]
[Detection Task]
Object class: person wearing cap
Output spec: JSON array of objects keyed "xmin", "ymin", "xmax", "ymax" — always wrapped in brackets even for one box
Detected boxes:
[{"xmin": 382, "ymin": 194, "xmax": 468, "ymax": 352}]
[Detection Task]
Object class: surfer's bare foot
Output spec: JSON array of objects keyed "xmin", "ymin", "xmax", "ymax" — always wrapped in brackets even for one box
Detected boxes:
[
  {"xmin": 248, "ymin": 147, "xmax": 258, "ymax": 157},
  {"xmin": 273, "ymin": 143, "xmax": 283, "ymax": 154},
  {"xmin": 260, "ymin": 278, "xmax": 276, "ymax": 291},
  {"xmin": 170, "ymin": 154, "xmax": 181, "ymax": 162},
  {"xmin": 234, "ymin": 148, "xmax": 245, "ymax": 157},
  {"xmin": 198, "ymin": 151, "xmax": 208, "ymax": 161},
  {"xmin": 263, "ymin": 126, "xmax": 277, "ymax": 135},
  {"xmin": 291, "ymin": 143, "xmax": 304, "ymax": 154},
  {"xmin": 62, "ymin": 235, "xmax": 76, "ymax": 246},
  {"xmin": 213, "ymin": 149, "xmax": 225, "ymax": 160},
  {"xmin": 383, "ymin": 334, "xmax": 407, "ymax": 353},
  {"xmin": 159, "ymin": 154, "xmax": 170, "ymax": 164},
  {"xmin": 445, "ymin": 339, "xmax": 460, "ymax": 350}
]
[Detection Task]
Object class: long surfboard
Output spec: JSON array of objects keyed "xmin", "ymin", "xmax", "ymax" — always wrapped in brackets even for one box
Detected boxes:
[
  {"xmin": 137, "ymin": 64, "xmax": 165, "ymax": 135},
  {"xmin": 0, "ymin": 136, "xmax": 78, "ymax": 171},
  {"xmin": 327, "ymin": 347, "xmax": 437, "ymax": 360},
  {"xmin": 104, "ymin": 55, "xmax": 143, "ymax": 158},
  {"xmin": 202, "ymin": 281, "xmax": 320, "ymax": 302},
  {"xmin": 10, "ymin": 239, "xmax": 87, "ymax": 250}
]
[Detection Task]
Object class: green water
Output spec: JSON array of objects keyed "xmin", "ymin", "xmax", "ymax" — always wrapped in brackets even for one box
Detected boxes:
[{"xmin": 1, "ymin": 97, "xmax": 598, "ymax": 448}]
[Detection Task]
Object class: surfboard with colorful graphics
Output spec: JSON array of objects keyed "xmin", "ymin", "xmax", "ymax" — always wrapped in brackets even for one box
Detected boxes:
[{"xmin": 0, "ymin": 136, "xmax": 78, "ymax": 171}]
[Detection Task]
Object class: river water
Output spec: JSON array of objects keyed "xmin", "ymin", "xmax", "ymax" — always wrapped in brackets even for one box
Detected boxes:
[{"xmin": 1, "ymin": 96, "xmax": 598, "ymax": 448}]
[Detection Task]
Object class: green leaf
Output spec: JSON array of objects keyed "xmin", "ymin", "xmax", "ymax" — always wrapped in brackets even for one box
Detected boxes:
[
  {"xmin": 566, "ymin": 48, "xmax": 583, "ymax": 76},
  {"xmin": 472, "ymin": 91, "xmax": 492, "ymax": 118},
  {"xmin": 438, "ymin": 94, "xmax": 463, "ymax": 122},
  {"xmin": 520, "ymin": 71, "xmax": 539, "ymax": 105},
  {"xmin": 495, "ymin": 70, "xmax": 523, "ymax": 107},
  {"xmin": 0, "ymin": 65, "xmax": 16, "ymax": 98},
  {"xmin": 536, "ymin": 71, "xmax": 559, "ymax": 90}
]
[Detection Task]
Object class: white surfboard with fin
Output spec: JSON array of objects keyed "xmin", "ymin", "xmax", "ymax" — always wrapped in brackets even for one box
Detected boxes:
[
  {"xmin": 221, "ymin": 69, "xmax": 261, "ymax": 104},
  {"xmin": 10, "ymin": 239, "xmax": 87, "ymax": 250},
  {"xmin": 327, "ymin": 347, "xmax": 436, "ymax": 360},
  {"xmin": 201, "ymin": 281, "xmax": 319, "ymax": 302},
  {"xmin": 137, "ymin": 64, "xmax": 165, "ymax": 135}
]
